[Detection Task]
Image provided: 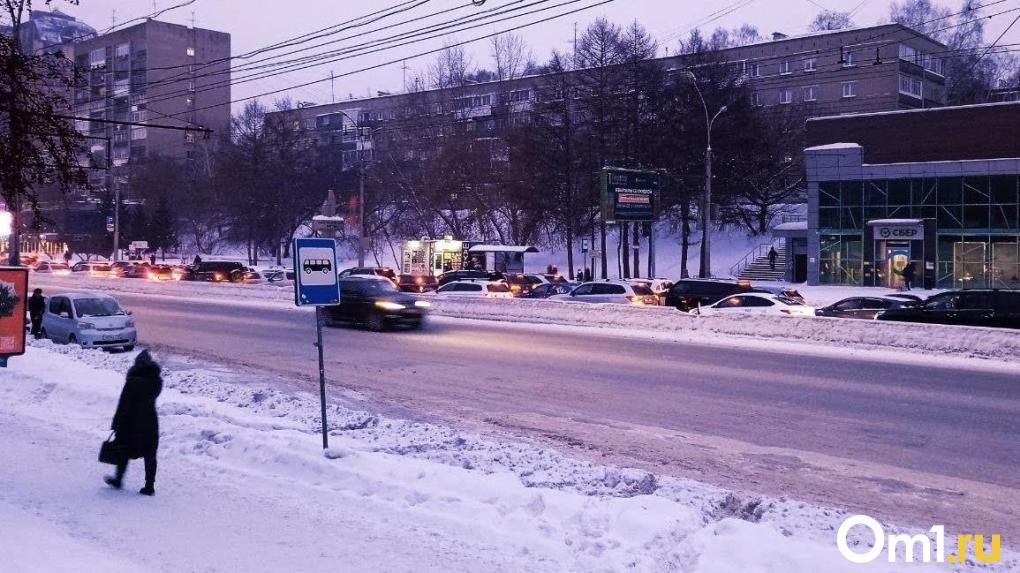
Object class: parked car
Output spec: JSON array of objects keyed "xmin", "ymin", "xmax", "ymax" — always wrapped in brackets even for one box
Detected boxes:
[
  {"xmin": 884, "ymin": 293, "xmax": 924, "ymax": 304},
  {"xmin": 396, "ymin": 273, "xmax": 439, "ymax": 293},
  {"xmin": 323, "ymin": 277, "xmax": 430, "ymax": 331},
  {"xmin": 186, "ymin": 261, "xmax": 250, "ymax": 283},
  {"xmin": 549, "ymin": 280, "xmax": 658, "ymax": 305},
  {"xmin": 815, "ymin": 296, "xmax": 913, "ymax": 320},
  {"xmin": 505, "ymin": 273, "xmax": 549, "ymax": 296},
  {"xmin": 434, "ymin": 280, "xmax": 513, "ymax": 299},
  {"xmin": 750, "ymin": 285, "xmax": 806, "ymax": 304},
  {"xmin": 71, "ymin": 262, "xmax": 115, "ymax": 278},
  {"xmin": 338, "ymin": 267, "xmax": 399, "ymax": 283},
  {"xmin": 520, "ymin": 282, "xmax": 576, "ymax": 299},
  {"xmin": 693, "ymin": 293, "xmax": 816, "ymax": 317},
  {"xmin": 436, "ymin": 269, "xmax": 495, "ymax": 286},
  {"xmin": 145, "ymin": 265, "xmax": 176, "ymax": 281},
  {"xmin": 263, "ymin": 269, "xmax": 295, "ymax": 284},
  {"xmin": 120, "ymin": 263, "xmax": 152, "ymax": 279},
  {"xmin": 109, "ymin": 261, "xmax": 137, "ymax": 277},
  {"xmin": 877, "ymin": 289, "xmax": 1020, "ymax": 328},
  {"xmin": 664, "ymin": 278, "xmax": 754, "ymax": 311},
  {"xmin": 41, "ymin": 292, "xmax": 136, "ymax": 350},
  {"xmin": 33, "ymin": 261, "xmax": 71, "ymax": 275}
]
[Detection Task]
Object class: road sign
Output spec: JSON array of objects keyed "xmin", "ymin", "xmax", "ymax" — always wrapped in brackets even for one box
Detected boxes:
[
  {"xmin": 106, "ymin": 216, "xmax": 115, "ymax": 233},
  {"xmin": 0, "ymin": 267, "xmax": 28, "ymax": 368},
  {"xmin": 599, "ymin": 167, "xmax": 662, "ymax": 223},
  {"xmin": 293, "ymin": 238, "xmax": 340, "ymax": 307},
  {"xmin": 129, "ymin": 241, "xmax": 149, "ymax": 250},
  {"xmin": 581, "ymin": 238, "xmax": 590, "ymax": 253}
]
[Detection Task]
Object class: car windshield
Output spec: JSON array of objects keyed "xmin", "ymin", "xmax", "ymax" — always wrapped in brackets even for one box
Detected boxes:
[{"xmin": 73, "ymin": 298, "xmax": 123, "ymax": 317}]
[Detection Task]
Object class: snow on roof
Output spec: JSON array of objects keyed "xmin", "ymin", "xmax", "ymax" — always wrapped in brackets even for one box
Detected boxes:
[
  {"xmin": 774, "ymin": 221, "xmax": 808, "ymax": 231},
  {"xmin": 866, "ymin": 219, "xmax": 922, "ymax": 225},
  {"xmin": 311, "ymin": 215, "xmax": 344, "ymax": 222},
  {"xmin": 808, "ymin": 101, "xmax": 1020, "ymax": 122},
  {"xmin": 467, "ymin": 245, "xmax": 539, "ymax": 254},
  {"xmin": 804, "ymin": 143, "xmax": 861, "ymax": 151}
]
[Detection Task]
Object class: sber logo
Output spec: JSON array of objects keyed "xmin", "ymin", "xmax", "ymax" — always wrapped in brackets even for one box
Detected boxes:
[{"xmin": 837, "ymin": 515, "xmax": 1001, "ymax": 564}]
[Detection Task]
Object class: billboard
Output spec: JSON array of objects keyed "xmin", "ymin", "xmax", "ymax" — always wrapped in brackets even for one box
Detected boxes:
[
  {"xmin": 0, "ymin": 267, "xmax": 28, "ymax": 365},
  {"xmin": 599, "ymin": 168, "xmax": 662, "ymax": 223}
]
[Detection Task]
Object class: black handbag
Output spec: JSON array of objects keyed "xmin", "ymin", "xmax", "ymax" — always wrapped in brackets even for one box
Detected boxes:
[{"xmin": 98, "ymin": 432, "xmax": 126, "ymax": 465}]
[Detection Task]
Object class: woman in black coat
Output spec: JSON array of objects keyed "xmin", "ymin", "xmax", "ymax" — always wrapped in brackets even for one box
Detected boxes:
[{"xmin": 105, "ymin": 350, "xmax": 163, "ymax": 495}]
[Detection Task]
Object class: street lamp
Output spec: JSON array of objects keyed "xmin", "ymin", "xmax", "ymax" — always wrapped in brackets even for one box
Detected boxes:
[{"xmin": 684, "ymin": 70, "xmax": 727, "ymax": 278}]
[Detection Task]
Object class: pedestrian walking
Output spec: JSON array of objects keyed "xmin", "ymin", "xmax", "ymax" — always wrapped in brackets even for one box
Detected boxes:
[
  {"xmin": 767, "ymin": 246, "xmax": 778, "ymax": 271},
  {"xmin": 149, "ymin": 253, "xmax": 156, "ymax": 266},
  {"xmin": 105, "ymin": 350, "xmax": 163, "ymax": 496},
  {"xmin": 192, "ymin": 254, "xmax": 203, "ymax": 266},
  {"xmin": 901, "ymin": 262, "xmax": 916, "ymax": 291},
  {"xmin": 28, "ymin": 288, "xmax": 45, "ymax": 339}
]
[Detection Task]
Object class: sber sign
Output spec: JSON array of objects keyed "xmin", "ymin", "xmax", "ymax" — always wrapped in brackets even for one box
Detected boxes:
[{"xmin": 874, "ymin": 224, "xmax": 923, "ymax": 239}]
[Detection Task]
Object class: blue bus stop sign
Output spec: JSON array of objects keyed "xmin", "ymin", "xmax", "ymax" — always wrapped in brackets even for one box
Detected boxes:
[{"xmin": 293, "ymin": 238, "xmax": 340, "ymax": 306}]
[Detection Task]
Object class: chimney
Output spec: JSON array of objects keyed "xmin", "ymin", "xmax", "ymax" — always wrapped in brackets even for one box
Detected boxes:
[{"xmin": 772, "ymin": 32, "xmax": 788, "ymax": 41}]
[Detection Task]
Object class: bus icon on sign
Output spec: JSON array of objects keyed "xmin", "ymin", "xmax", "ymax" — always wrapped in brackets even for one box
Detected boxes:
[{"xmin": 303, "ymin": 259, "xmax": 333, "ymax": 274}]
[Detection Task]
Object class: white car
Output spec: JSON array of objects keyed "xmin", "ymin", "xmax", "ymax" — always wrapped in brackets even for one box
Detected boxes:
[
  {"xmin": 549, "ymin": 280, "xmax": 658, "ymax": 305},
  {"xmin": 41, "ymin": 292, "xmax": 137, "ymax": 350},
  {"xmin": 434, "ymin": 280, "xmax": 513, "ymax": 299},
  {"xmin": 692, "ymin": 292, "xmax": 816, "ymax": 317},
  {"xmin": 33, "ymin": 261, "xmax": 72, "ymax": 275}
]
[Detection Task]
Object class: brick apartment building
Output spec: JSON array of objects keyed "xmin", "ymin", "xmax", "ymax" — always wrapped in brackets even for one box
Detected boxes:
[{"xmin": 272, "ymin": 23, "xmax": 947, "ymax": 166}]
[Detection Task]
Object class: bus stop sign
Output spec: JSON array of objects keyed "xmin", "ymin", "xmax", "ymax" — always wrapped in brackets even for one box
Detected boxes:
[{"xmin": 293, "ymin": 238, "xmax": 340, "ymax": 306}]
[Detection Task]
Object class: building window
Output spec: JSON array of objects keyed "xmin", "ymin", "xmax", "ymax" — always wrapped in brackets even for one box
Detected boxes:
[
  {"xmin": 842, "ymin": 50, "xmax": 856, "ymax": 67},
  {"xmin": 804, "ymin": 57, "xmax": 817, "ymax": 72},
  {"xmin": 115, "ymin": 43, "xmax": 130, "ymax": 59},
  {"xmin": 751, "ymin": 91, "xmax": 763, "ymax": 106},
  {"xmin": 924, "ymin": 55, "xmax": 944, "ymax": 76},
  {"xmin": 841, "ymin": 81, "xmax": 857, "ymax": 98},
  {"xmin": 779, "ymin": 60, "xmax": 791, "ymax": 75},
  {"xmin": 186, "ymin": 47, "xmax": 196, "ymax": 57},
  {"xmin": 749, "ymin": 62, "xmax": 762, "ymax": 77},
  {"xmin": 779, "ymin": 88, "xmax": 793, "ymax": 104},
  {"xmin": 89, "ymin": 48, "xmax": 105, "ymax": 68},
  {"xmin": 131, "ymin": 127, "xmax": 147, "ymax": 140},
  {"xmin": 899, "ymin": 75, "xmax": 923, "ymax": 98},
  {"xmin": 803, "ymin": 85, "xmax": 818, "ymax": 102},
  {"xmin": 899, "ymin": 44, "xmax": 919, "ymax": 65},
  {"xmin": 184, "ymin": 132, "xmax": 196, "ymax": 144},
  {"xmin": 508, "ymin": 89, "xmax": 531, "ymax": 103}
]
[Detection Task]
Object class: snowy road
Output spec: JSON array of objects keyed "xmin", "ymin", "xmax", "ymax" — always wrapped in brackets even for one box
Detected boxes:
[{"xmin": 49, "ymin": 289, "xmax": 1020, "ymax": 539}]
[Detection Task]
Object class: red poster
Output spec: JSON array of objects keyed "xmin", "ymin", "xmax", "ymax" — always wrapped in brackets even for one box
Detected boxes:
[{"xmin": 0, "ymin": 267, "xmax": 28, "ymax": 358}]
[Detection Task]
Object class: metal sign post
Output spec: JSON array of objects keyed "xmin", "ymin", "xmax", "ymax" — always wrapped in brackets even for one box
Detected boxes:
[
  {"xmin": 0, "ymin": 267, "xmax": 29, "ymax": 368},
  {"xmin": 292, "ymin": 238, "xmax": 341, "ymax": 449}
]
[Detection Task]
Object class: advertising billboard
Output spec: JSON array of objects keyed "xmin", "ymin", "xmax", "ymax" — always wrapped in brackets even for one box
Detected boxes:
[
  {"xmin": 0, "ymin": 267, "xmax": 28, "ymax": 366},
  {"xmin": 599, "ymin": 168, "xmax": 662, "ymax": 223}
]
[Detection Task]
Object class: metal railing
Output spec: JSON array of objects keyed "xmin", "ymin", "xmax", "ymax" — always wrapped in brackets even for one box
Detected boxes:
[{"xmin": 728, "ymin": 239, "xmax": 784, "ymax": 278}]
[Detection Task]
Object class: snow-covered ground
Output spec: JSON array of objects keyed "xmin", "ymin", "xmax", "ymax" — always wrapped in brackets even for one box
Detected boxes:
[{"xmin": 3, "ymin": 342, "xmax": 999, "ymax": 572}]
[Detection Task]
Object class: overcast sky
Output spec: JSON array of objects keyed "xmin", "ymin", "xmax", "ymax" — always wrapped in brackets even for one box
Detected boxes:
[{"xmin": 59, "ymin": 0, "xmax": 1020, "ymax": 110}]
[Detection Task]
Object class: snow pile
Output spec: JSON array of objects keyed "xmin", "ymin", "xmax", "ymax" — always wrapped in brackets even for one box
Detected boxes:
[
  {"xmin": 430, "ymin": 297, "xmax": 1020, "ymax": 363},
  {"xmin": 0, "ymin": 343, "xmax": 978, "ymax": 572}
]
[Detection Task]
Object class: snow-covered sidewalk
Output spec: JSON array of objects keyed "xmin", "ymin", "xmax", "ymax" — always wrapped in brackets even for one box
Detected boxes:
[{"xmin": 0, "ymin": 343, "xmax": 977, "ymax": 572}]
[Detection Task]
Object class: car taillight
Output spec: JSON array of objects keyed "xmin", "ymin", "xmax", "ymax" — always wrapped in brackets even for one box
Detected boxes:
[
  {"xmin": 414, "ymin": 277, "xmax": 423, "ymax": 284},
  {"xmin": 627, "ymin": 295, "xmax": 645, "ymax": 305}
]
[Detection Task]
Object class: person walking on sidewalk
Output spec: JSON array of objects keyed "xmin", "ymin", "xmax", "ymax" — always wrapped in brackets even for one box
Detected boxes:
[
  {"xmin": 901, "ymin": 262, "xmax": 916, "ymax": 291},
  {"xmin": 28, "ymin": 288, "xmax": 45, "ymax": 339},
  {"xmin": 105, "ymin": 350, "xmax": 163, "ymax": 496},
  {"xmin": 767, "ymin": 246, "xmax": 778, "ymax": 271}
]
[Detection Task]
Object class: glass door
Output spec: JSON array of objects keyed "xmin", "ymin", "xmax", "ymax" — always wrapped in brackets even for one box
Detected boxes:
[{"xmin": 953, "ymin": 242, "xmax": 987, "ymax": 288}]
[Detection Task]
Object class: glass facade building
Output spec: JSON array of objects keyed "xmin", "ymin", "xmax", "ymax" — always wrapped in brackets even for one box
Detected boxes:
[{"xmin": 806, "ymin": 144, "xmax": 1020, "ymax": 289}]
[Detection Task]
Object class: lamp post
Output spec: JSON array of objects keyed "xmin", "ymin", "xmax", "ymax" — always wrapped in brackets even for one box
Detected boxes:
[{"xmin": 684, "ymin": 70, "xmax": 727, "ymax": 278}]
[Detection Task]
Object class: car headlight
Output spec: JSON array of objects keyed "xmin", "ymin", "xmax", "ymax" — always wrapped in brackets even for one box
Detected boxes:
[
  {"xmin": 414, "ymin": 300, "xmax": 431, "ymax": 308},
  {"xmin": 78, "ymin": 322, "xmax": 97, "ymax": 330},
  {"xmin": 375, "ymin": 301, "xmax": 405, "ymax": 311}
]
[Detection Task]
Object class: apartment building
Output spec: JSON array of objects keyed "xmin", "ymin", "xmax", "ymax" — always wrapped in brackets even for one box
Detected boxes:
[
  {"xmin": 67, "ymin": 19, "xmax": 231, "ymax": 202},
  {"xmin": 273, "ymin": 23, "xmax": 947, "ymax": 164},
  {"xmin": 6, "ymin": 8, "xmax": 96, "ymax": 53}
]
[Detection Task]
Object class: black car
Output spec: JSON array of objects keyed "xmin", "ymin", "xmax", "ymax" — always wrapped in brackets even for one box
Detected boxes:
[
  {"xmin": 187, "ymin": 261, "xmax": 249, "ymax": 282},
  {"xmin": 437, "ymin": 269, "xmax": 494, "ymax": 286},
  {"xmin": 396, "ymin": 273, "xmax": 438, "ymax": 293},
  {"xmin": 815, "ymin": 296, "xmax": 913, "ymax": 320},
  {"xmin": 505, "ymin": 273, "xmax": 546, "ymax": 296},
  {"xmin": 520, "ymin": 282, "xmax": 575, "ymax": 298},
  {"xmin": 324, "ymin": 277, "xmax": 430, "ymax": 331},
  {"xmin": 120, "ymin": 263, "xmax": 152, "ymax": 279},
  {"xmin": 663, "ymin": 279, "xmax": 753, "ymax": 312},
  {"xmin": 877, "ymin": 289, "xmax": 1020, "ymax": 328}
]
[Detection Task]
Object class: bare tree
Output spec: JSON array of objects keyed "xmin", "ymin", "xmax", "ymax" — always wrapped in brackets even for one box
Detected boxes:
[
  {"xmin": 808, "ymin": 10, "xmax": 854, "ymax": 32},
  {"xmin": 490, "ymin": 32, "xmax": 533, "ymax": 81},
  {"xmin": 889, "ymin": 0, "xmax": 951, "ymax": 40},
  {"xmin": 1, "ymin": 0, "xmax": 89, "ymax": 265},
  {"xmin": 429, "ymin": 43, "xmax": 472, "ymax": 89}
]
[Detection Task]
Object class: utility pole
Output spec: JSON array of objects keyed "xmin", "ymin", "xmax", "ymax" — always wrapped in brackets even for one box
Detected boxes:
[
  {"xmin": 358, "ymin": 157, "xmax": 366, "ymax": 266},
  {"xmin": 330, "ymin": 71, "xmax": 335, "ymax": 103}
]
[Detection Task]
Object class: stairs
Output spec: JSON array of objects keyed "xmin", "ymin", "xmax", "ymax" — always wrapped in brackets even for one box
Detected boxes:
[{"xmin": 737, "ymin": 244, "xmax": 787, "ymax": 282}]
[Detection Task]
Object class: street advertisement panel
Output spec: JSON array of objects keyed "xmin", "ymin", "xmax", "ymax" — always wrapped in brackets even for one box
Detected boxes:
[{"xmin": 0, "ymin": 267, "xmax": 28, "ymax": 366}]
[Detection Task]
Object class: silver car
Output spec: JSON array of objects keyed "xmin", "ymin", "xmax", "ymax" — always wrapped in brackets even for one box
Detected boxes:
[{"xmin": 42, "ymin": 292, "xmax": 137, "ymax": 350}]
